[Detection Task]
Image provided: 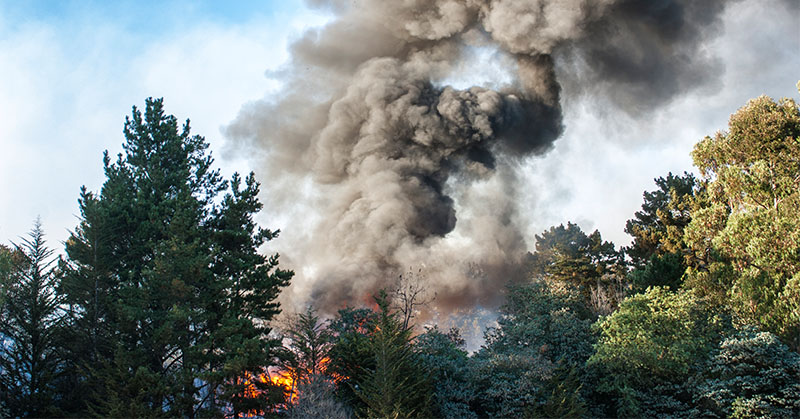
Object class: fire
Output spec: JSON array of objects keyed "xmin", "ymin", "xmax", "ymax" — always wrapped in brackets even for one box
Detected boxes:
[
  {"xmin": 237, "ymin": 368, "xmax": 297, "ymax": 417},
  {"xmin": 268, "ymin": 369, "xmax": 296, "ymax": 402}
]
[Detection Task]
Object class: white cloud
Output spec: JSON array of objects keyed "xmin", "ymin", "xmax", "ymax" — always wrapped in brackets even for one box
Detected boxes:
[{"xmin": 0, "ymin": 4, "xmax": 326, "ymax": 249}]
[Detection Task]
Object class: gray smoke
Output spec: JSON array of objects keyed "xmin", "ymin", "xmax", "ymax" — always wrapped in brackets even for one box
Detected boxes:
[{"xmin": 225, "ymin": 0, "xmax": 730, "ymax": 315}]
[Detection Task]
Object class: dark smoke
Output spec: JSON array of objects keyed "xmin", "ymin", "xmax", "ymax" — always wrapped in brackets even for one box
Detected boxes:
[{"xmin": 225, "ymin": 0, "xmax": 734, "ymax": 315}]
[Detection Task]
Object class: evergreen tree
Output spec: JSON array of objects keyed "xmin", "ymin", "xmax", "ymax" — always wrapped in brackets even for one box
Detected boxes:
[
  {"xmin": 327, "ymin": 306, "xmax": 378, "ymax": 411},
  {"xmin": 692, "ymin": 328, "xmax": 800, "ymax": 417},
  {"xmin": 416, "ymin": 327, "xmax": 476, "ymax": 419},
  {"xmin": 280, "ymin": 306, "xmax": 334, "ymax": 392},
  {"xmin": 0, "ymin": 221, "xmax": 63, "ymax": 417},
  {"xmin": 355, "ymin": 291, "xmax": 431, "ymax": 418},
  {"xmin": 624, "ymin": 172, "xmax": 700, "ymax": 293},
  {"xmin": 526, "ymin": 222, "xmax": 624, "ymax": 311},
  {"xmin": 58, "ymin": 98, "xmax": 292, "ymax": 416},
  {"xmin": 472, "ymin": 279, "xmax": 594, "ymax": 418},
  {"xmin": 625, "ymin": 172, "xmax": 698, "ymax": 267}
]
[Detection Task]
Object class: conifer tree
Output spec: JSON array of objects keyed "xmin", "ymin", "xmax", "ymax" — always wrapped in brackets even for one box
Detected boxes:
[
  {"xmin": 355, "ymin": 291, "xmax": 431, "ymax": 418},
  {"xmin": 59, "ymin": 98, "xmax": 292, "ymax": 416},
  {"xmin": 0, "ymin": 221, "xmax": 63, "ymax": 417}
]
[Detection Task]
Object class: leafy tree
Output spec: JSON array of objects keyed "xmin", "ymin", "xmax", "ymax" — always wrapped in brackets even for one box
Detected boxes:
[
  {"xmin": 692, "ymin": 328, "xmax": 800, "ymax": 418},
  {"xmin": 58, "ymin": 98, "xmax": 292, "ymax": 416},
  {"xmin": 686, "ymin": 92, "xmax": 800, "ymax": 350},
  {"xmin": 0, "ymin": 221, "xmax": 63, "ymax": 417},
  {"xmin": 587, "ymin": 287, "xmax": 731, "ymax": 417},
  {"xmin": 415, "ymin": 327, "xmax": 477, "ymax": 419},
  {"xmin": 472, "ymin": 280, "xmax": 594, "ymax": 418},
  {"xmin": 354, "ymin": 291, "xmax": 432, "ymax": 418}
]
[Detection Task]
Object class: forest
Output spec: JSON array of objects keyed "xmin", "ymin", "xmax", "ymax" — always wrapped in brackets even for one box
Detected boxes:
[{"xmin": 1, "ymin": 88, "xmax": 799, "ymax": 418}]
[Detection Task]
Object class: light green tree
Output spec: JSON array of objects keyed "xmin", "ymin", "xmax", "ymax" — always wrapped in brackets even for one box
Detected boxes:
[
  {"xmin": 686, "ymin": 90, "xmax": 800, "ymax": 351},
  {"xmin": 587, "ymin": 287, "xmax": 731, "ymax": 417}
]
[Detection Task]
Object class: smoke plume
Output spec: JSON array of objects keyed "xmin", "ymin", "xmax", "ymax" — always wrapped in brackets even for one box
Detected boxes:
[{"xmin": 226, "ymin": 0, "xmax": 729, "ymax": 315}]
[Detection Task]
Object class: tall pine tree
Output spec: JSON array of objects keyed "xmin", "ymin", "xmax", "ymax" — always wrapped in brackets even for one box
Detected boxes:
[{"xmin": 58, "ymin": 98, "xmax": 292, "ymax": 416}]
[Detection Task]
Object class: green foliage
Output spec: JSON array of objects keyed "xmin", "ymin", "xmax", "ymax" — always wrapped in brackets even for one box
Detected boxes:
[
  {"xmin": 58, "ymin": 98, "xmax": 292, "ymax": 416},
  {"xmin": 415, "ymin": 327, "xmax": 477, "ymax": 419},
  {"xmin": 686, "ymin": 93, "xmax": 800, "ymax": 350},
  {"xmin": 588, "ymin": 287, "xmax": 731, "ymax": 417},
  {"xmin": 472, "ymin": 280, "xmax": 594, "ymax": 418},
  {"xmin": 628, "ymin": 251, "xmax": 685, "ymax": 293},
  {"xmin": 526, "ymin": 365, "xmax": 586, "ymax": 419},
  {"xmin": 0, "ymin": 222, "xmax": 63, "ymax": 417},
  {"xmin": 625, "ymin": 172, "xmax": 698, "ymax": 267},
  {"xmin": 281, "ymin": 306, "xmax": 334, "ymax": 402},
  {"xmin": 527, "ymin": 223, "xmax": 623, "ymax": 310},
  {"xmin": 692, "ymin": 328, "xmax": 800, "ymax": 418},
  {"xmin": 355, "ymin": 291, "xmax": 432, "ymax": 418},
  {"xmin": 327, "ymin": 306, "xmax": 378, "ymax": 410}
]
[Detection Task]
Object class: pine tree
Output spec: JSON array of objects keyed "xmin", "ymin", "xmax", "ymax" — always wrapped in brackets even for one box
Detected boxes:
[
  {"xmin": 58, "ymin": 98, "xmax": 292, "ymax": 416},
  {"xmin": 0, "ymin": 221, "xmax": 63, "ymax": 417},
  {"xmin": 355, "ymin": 291, "xmax": 431, "ymax": 418}
]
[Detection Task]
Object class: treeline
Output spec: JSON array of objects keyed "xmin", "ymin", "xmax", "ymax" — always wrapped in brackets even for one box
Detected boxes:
[{"xmin": 1, "ymin": 90, "xmax": 799, "ymax": 418}]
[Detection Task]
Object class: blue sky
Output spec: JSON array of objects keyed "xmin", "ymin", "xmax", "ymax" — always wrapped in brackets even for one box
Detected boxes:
[
  {"xmin": 1, "ymin": 0, "xmax": 799, "ymax": 259},
  {"xmin": 0, "ymin": 0, "xmax": 325, "ymax": 247}
]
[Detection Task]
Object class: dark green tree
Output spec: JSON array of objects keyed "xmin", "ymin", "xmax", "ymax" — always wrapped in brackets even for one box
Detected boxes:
[
  {"xmin": 415, "ymin": 327, "xmax": 477, "ymax": 418},
  {"xmin": 355, "ymin": 291, "xmax": 431, "ymax": 418},
  {"xmin": 625, "ymin": 172, "xmax": 698, "ymax": 267},
  {"xmin": 0, "ymin": 221, "xmax": 63, "ymax": 417},
  {"xmin": 327, "ymin": 306, "xmax": 377, "ymax": 411},
  {"xmin": 58, "ymin": 98, "xmax": 292, "ymax": 416},
  {"xmin": 692, "ymin": 328, "xmax": 800, "ymax": 417},
  {"xmin": 527, "ymin": 223, "xmax": 624, "ymax": 314},
  {"xmin": 471, "ymin": 279, "xmax": 594, "ymax": 418},
  {"xmin": 528, "ymin": 223, "xmax": 621, "ymax": 287},
  {"xmin": 624, "ymin": 172, "xmax": 699, "ymax": 293}
]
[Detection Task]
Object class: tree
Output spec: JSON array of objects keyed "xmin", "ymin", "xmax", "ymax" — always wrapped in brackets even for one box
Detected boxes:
[
  {"xmin": 327, "ymin": 306, "xmax": 377, "ymax": 412},
  {"xmin": 58, "ymin": 98, "xmax": 292, "ymax": 416},
  {"xmin": 624, "ymin": 172, "xmax": 700, "ymax": 292},
  {"xmin": 415, "ymin": 327, "xmax": 477, "ymax": 419},
  {"xmin": 288, "ymin": 374, "xmax": 350, "ymax": 419},
  {"xmin": 686, "ymin": 92, "xmax": 800, "ymax": 351},
  {"xmin": 625, "ymin": 172, "xmax": 698, "ymax": 267},
  {"xmin": 391, "ymin": 269, "xmax": 435, "ymax": 331},
  {"xmin": 280, "ymin": 306, "xmax": 334, "ymax": 401},
  {"xmin": 471, "ymin": 279, "xmax": 594, "ymax": 418},
  {"xmin": 0, "ymin": 221, "xmax": 63, "ymax": 417},
  {"xmin": 587, "ymin": 287, "xmax": 731, "ymax": 417},
  {"xmin": 354, "ymin": 291, "xmax": 431, "ymax": 418},
  {"xmin": 526, "ymin": 223, "xmax": 624, "ymax": 313},
  {"xmin": 692, "ymin": 328, "xmax": 800, "ymax": 418}
]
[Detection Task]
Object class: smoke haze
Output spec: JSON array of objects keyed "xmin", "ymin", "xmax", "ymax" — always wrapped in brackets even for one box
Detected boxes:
[{"xmin": 225, "ymin": 0, "xmax": 733, "ymax": 315}]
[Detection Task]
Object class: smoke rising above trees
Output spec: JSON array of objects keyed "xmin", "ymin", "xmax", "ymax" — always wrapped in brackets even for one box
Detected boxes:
[{"xmin": 225, "ymin": 0, "xmax": 736, "ymax": 314}]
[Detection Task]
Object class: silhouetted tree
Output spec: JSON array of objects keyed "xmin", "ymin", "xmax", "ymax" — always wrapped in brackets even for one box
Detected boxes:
[{"xmin": 0, "ymin": 221, "xmax": 63, "ymax": 417}]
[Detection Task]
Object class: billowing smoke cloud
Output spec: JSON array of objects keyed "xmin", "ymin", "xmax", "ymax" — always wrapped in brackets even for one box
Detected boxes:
[{"xmin": 226, "ymin": 0, "xmax": 729, "ymax": 315}]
